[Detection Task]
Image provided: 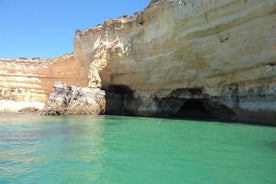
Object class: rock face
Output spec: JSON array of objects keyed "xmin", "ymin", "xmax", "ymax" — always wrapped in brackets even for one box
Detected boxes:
[
  {"xmin": 0, "ymin": 54, "xmax": 88, "ymax": 103},
  {"xmin": 41, "ymin": 82, "xmax": 105, "ymax": 115},
  {"xmin": 0, "ymin": 0, "xmax": 275, "ymax": 125},
  {"xmin": 74, "ymin": 0, "xmax": 276, "ymax": 125}
]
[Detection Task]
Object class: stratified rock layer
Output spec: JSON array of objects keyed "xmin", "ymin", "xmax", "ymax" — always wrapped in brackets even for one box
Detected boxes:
[
  {"xmin": 0, "ymin": 0, "xmax": 275, "ymax": 124},
  {"xmin": 41, "ymin": 82, "xmax": 105, "ymax": 115},
  {"xmin": 74, "ymin": 0, "xmax": 276, "ymax": 125},
  {"xmin": 0, "ymin": 55, "xmax": 88, "ymax": 103}
]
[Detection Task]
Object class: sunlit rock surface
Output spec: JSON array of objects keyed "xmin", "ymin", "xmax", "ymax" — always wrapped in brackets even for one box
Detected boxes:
[
  {"xmin": 41, "ymin": 82, "xmax": 105, "ymax": 115},
  {"xmin": 74, "ymin": 0, "xmax": 276, "ymax": 124},
  {"xmin": 0, "ymin": 55, "xmax": 88, "ymax": 103},
  {"xmin": 0, "ymin": 0, "xmax": 275, "ymax": 124}
]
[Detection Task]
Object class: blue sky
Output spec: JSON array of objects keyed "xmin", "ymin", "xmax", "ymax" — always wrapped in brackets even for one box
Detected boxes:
[{"xmin": 0, "ymin": 0, "xmax": 149, "ymax": 58}]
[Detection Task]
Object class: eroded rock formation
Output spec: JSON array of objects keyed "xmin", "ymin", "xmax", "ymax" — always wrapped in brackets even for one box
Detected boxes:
[
  {"xmin": 41, "ymin": 82, "xmax": 105, "ymax": 115},
  {"xmin": 0, "ymin": 54, "xmax": 88, "ymax": 103},
  {"xmin": 74, "ymin": 0, "xmax": 276, "ymax": 125},
  {"xmin": 0, "ymin": 0, "xmax": 275, "ymax": 125}
]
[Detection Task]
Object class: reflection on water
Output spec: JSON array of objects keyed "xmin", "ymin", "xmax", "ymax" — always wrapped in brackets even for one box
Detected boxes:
[
  {"xmin": 0, "ymin": 113, "xmax": 275, "ymax": 184},
  {"xmin": 0, "ymin": 113, "xmax": 106, "ymax": 183}
]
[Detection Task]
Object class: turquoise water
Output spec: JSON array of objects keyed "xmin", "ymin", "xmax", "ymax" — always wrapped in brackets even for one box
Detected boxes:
[{"xmin": 0, "ymin": 113, "xmax": 275, "ymax": 184}]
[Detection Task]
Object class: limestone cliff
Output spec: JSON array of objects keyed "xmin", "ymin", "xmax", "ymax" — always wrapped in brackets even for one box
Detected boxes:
[
  {"xmin": 0, "ymin": 54, "xmax": 88, "ymax": 103},
  {"xmin": 74, "ymin": 0, "xmax": 276, "ymax": 125},
  {"xmin": 0, "ymin": 0, "xmax": 275, "ymax": 124}
]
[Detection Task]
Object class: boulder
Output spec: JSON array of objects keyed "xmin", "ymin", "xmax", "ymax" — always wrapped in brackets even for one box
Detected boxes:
[{"xmin": 41, "ymin": 82, "xmax": 105, "ymax": 115}]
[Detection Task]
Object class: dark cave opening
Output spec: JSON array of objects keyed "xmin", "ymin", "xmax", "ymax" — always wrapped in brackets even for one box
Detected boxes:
[
  {"xmin": 102, "ymin": 85, "xmax": 237, "ymax": 122},
  {"xmin": 174, "ymin": 99, "xmax": 213, "ymax": 120},
  {"xmin": 103, "ymin": 85, "xmax": 134, "ymax": 115}
]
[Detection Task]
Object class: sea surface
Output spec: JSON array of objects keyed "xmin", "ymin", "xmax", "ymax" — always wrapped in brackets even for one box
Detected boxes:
[{"xmin": 0, "ymin": 113, "xmax": 275, "ymax": 184}]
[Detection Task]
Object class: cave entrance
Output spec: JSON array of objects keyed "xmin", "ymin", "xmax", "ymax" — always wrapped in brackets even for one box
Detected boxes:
[
  {"xmin": 104, "ymin": 85, "xmax": 134, "ymax": 115},
  {"xmin": 174, "ymin": 99, "xmax": 213, "ymax": 120}
]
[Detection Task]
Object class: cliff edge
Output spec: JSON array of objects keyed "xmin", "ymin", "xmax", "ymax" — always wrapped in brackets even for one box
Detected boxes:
[
  {"xmin": 0, "ymin": 54, "xmax": 88, "ymax": 111},
  {"xmin": 74, "ymin": 0, "xmax": 276, "ymax": 125},
  {"xmin": 0, "ymin": 0, "xmax": 275, "ymax": 125}
]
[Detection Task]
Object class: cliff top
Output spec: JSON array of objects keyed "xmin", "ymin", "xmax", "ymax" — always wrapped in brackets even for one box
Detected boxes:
[{"xmin": 0, "ymin": 53, "xmax": 73, "ymax": 62}]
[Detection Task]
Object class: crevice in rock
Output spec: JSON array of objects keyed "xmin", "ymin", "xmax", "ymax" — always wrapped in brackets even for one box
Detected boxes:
[
  {"xmin": 173, "ymin": 99, "xmax": 213, "ymax": 119},
  {"xmin": 267, "ymin": 61, "xmax": 276, "ymax": 66},
  {"xmin": 170, "ymin": 98, "xmax": 236, "ymax": 121},
  {"xmin": 102, "ymin": 86, "xmax": 237, "ymax": 122},
  {"xmin": 154, "ymin": 88, "xmax": 237, "ymax": 121},
  {"xmin": 103, "ymin": 85, "xmax": 134, "ymax": 115},
  {"xmin": 201, "ymin": 100, "xmax": 237, "ymax": 121},
  {"xmin": 138, "ymin": 20, "xmax": 144, "ymax": 26},
  {"xmin": 229, "ymin": 83, "xmax": 240, "ymax": 104}
]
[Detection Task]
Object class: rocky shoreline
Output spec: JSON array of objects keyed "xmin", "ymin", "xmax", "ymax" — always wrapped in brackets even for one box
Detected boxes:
[
  {"xmin": 0, "ymin": 100, "xmax": 44, "ymax": 112},
  {"xmin": 0, "ymin": 0, "xmax": 275, "ymax": 125},
  {"xmin": 41, "ymin": 82, "xmax": 105, "ymax": 115}
]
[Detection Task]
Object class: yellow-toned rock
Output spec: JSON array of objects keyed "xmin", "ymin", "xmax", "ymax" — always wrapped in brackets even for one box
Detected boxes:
[
  {"xmin": 74, "ymin": 0, "xmax": 276, "ymax": 125},
  {"xmin": 0, "ymin": 0, "xmax": 275, "ymax": 124},
  {"xmin": 0, "ymin": 54, "xmax": 88, "ymax": 103}
]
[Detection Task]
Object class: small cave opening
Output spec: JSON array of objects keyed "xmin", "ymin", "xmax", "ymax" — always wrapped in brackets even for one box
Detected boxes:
[
  {"xmin": 103, "ymin": 85, "xmax": 134, "ymax": 115},
  {"xmin": 172, "ymin": 98, "xmax": 236, "ymax": 122},
  {"xmin": 173, "ymin": 99, "xmax": 213, "ymax": 120}
]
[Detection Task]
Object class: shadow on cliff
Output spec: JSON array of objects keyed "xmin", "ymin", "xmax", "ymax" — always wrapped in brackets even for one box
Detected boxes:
[
  {"xmin": 103, "ymin": 85, "xmax": 135, "ymax": 116},
  {"xmin": 103, "ymin": 86, "xmax": 238, "ymax": 122}
]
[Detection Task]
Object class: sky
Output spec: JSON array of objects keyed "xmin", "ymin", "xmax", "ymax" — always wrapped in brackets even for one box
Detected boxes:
[{"xmin": 0, "ymin": 0, "xmax": 150, "ymax": 59}]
